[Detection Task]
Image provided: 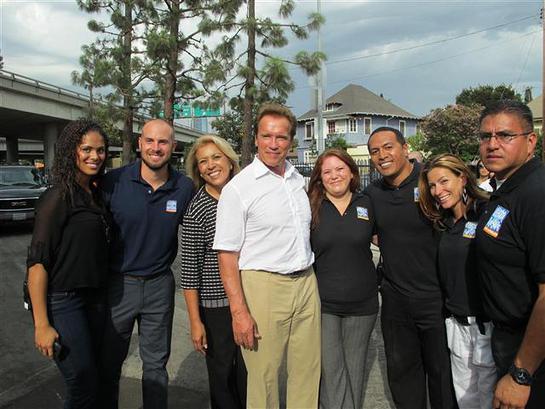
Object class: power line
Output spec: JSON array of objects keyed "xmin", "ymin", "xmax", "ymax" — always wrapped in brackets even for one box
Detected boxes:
[
  {"xmin": 295, "ymin": 29, "xmax": 541, "ymax": 90},
  {"xmin": 326, "ymin": 14, "xmax": 538, "ymax": 66}
]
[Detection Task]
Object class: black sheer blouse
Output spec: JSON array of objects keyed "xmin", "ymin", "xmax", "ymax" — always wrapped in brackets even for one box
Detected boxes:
[{"xmin": 27, "ymin": 184, "xmax": 111, "ymax": 292}]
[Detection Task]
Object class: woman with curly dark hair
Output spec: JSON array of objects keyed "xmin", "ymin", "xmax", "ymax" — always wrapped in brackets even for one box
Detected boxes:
[
  {"xmin": 27, "ymin": 119, "xmax": 111, "ymax": 409},
  {"xmin": 418, "ymin": 153, "xmax": 494, "ymax": 409},
  {"xmin": 308, "ymin": 149, "xmax": 378, "ymax": 409}
]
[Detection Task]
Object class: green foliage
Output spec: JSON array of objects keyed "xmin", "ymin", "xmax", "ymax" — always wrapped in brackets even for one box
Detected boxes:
[
  {"xmin": 211, "ymin": 111, "xmax": 244, "ymax": 153},
  {"xmin": 326, "ymin": 135, "xmax": 349, "ymax": 150},
  {"xmin": 420, "ymin": 104, "xmax": 482, "ymax": 162},
  {"xmin": 406, "ymin": 132, "xmax": 427, "ymax": 153},
  {"xmin": 456, "ymin": 84, "xmax": 522, "ymax": 107}
]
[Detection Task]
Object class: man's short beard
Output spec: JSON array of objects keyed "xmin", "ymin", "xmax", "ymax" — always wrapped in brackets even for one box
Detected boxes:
[{"xmin": 141, "ymin": 156, "xmax": 170, "ymax": 170}]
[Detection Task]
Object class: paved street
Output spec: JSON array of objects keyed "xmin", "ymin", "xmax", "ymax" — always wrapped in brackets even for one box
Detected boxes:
[{"xmin": 0, "ymin": 225, "xmax": 394, "ymax": 409}]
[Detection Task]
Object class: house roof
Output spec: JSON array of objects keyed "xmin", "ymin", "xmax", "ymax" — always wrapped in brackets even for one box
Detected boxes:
[{"xmin": 298, "ymin": 84, "xmax": 418, "ymax": 121}]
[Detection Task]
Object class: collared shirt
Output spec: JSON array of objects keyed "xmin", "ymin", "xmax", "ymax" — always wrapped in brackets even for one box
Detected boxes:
[
  {"xmin": 476, "ymin": 157, "xmax": 545, "ymax": 328},
  {"xmin": 311, "ymin": 193, "xmax": 378, "ymax": 316},
  {"xmin": 364, "ymin": 162, "xmax": 441, "ymax": 298},
  {"xmin": 213, "ymin": 156, "xmax": 313, "ymax": 274},
  {"xmin": 101, "ymin": 160, "xmax": 194, "ymax": 277},
  {"xmin": 438, "ymin": 202, "xmax": 486, "ymax": 319}
]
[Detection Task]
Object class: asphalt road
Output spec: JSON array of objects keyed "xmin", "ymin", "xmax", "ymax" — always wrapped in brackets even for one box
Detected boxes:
[{"xmin": 0, "ymin": 225, "xmax": 394, "ymax": 409}]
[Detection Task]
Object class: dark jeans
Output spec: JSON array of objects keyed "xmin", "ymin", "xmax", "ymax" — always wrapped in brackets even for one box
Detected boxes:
[
  {"xmin": 200, "ymin": 306, "xmax": 247, "ymax": 409},
  {"xmin": 491, "ymin": 326, "xmax": 545, "ymax": 408},
  {"xmin": 48, "ymin": 289, "xmax": 106, "ymax": 409},
  {"xmin": 380, "ymin": 282, "xmax": 457, "ymax": 409},
  {"xmin": 98, "ymin": 272, "xmax": 175, "ymax": 409}
]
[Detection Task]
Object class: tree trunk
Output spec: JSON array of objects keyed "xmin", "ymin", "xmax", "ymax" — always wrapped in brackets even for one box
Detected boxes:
[
  {"xmin": 241, "ymin": 0, "xmax": 256, "ymax": 167},
  {"xmin": 164, "ymin": 0, "xmax": 180, "ymax": 125},
  {"xmin": 121, "ymin": 0, "xmax": 134, "ymax": 165}
]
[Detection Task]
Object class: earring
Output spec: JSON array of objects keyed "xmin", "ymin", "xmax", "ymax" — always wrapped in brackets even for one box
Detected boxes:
[
  {"xmin": 435, "ymin": 201, "xmax": 440, "ymax": 210},
  {"xmin": 462, "ymin": 187, "xmax": 468, "ymax": 204}
]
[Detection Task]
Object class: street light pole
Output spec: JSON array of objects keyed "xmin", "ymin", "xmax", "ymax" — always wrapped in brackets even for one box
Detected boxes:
[{"xmin": 316, "ymin": 0, "xmax": 325, "ymax": 155}]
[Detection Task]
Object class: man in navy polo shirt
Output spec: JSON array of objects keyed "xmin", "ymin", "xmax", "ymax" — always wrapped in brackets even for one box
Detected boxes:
[{"xmin": 99, "ymin": 119, "xmax": 193, "ymax": 409}]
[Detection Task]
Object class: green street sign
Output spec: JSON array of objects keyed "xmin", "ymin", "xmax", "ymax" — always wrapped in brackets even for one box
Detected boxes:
[{"xmin": 193, "ymin": 106, "xmax": 221, "ymax": 117}]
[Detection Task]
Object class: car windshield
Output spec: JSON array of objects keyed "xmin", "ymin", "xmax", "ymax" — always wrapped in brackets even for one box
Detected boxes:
[{"xmin": 0, "ymin": 168, "xmax": 43, "ymax": 187}]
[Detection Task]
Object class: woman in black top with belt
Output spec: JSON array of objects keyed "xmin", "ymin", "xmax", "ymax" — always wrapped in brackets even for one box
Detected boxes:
[
  {"xmin": 27, "ymin": 120, "xmax": 110, "ymax": 409},
  {"xmin": 418, "ymin": 153, "xmax": 494, "ymax": 409},
  {"xmin": 308, "ymin": 149, "xmax": 378, "ymax": 409}
]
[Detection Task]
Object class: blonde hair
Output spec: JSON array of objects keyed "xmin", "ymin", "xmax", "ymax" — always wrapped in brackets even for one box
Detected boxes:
[
  {"xmin": 418, "ymin": 153, "xmax": 488, "ymax": 230},
  {"xmin": 185, "ymin": 135, "xmax": 240, "ymax": 189}
]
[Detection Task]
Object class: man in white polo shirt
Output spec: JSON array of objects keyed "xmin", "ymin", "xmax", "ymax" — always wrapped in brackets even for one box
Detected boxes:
[{"xmin": 213, "ymin": 102, "xmax": 320, "ymax": 408}]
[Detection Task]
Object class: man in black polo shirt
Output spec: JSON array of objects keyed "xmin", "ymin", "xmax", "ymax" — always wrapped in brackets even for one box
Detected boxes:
[
  {"xmin": 99, "ymin": 119, "xmax": 193, "ymax": 409},
  {"xmin": 364, "ymin": 127, "xmax": 456, "ymax": 409},
  {"xmin": 475, "ymin": 100, "xmax": 545, "ymax": 409}
]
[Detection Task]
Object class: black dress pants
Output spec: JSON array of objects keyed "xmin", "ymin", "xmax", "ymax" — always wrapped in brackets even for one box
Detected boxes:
[
  {"xmin": 200, "ymin": 306, "xmax": 247, "ymax": 409},
  {"xmin": 491, "ymin": 326, "xmax": 545, "ymax": 409},
  {"xmin": 380, "ymin": 282, "xmax": 457, "ymax": 409}
]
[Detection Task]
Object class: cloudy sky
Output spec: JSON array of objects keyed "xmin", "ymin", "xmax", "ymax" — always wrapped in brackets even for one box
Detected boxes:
[{"xmin": 0, "ymin": 0, "xmax": 542, "ymax": 117}]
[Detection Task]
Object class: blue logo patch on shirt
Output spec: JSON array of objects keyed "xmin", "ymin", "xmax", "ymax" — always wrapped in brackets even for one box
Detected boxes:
[
  {"xmin": 356, "ymin": 206, "xmax": 369, "ymax": 220},
  {"xmin": 414, "ymin": 187, "xmax": 420, "ymax": 202},
  {"xmin": 166, "ymin": 200, "xmax": 177, "ymax": 213},
  {"xmin": 462, "ymin": 221, "xmax": 477, "ymax": 239},
  {"xmin": 483, "ymin": 205, "xmax": 509, "ymax": 238}
]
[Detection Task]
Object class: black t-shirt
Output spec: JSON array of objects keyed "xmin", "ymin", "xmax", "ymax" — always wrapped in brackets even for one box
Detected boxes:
[
  {"xmin": 311, "ymin": 193, "xmax": 378, "ymax": 316},
  {"xmin": 27, "ymin": 184, "xmax": 111, "ymax": 292},
  {"xmin": 364, "ymin": 162, "xmax": 441, "ymax": 298},
  {"xmin": 476, "ymin": 158, "xmax": 545, "ymax": 328},
  {"xmin": 438, "ymin": 202, "xmax": 487, "ymax": 318}
]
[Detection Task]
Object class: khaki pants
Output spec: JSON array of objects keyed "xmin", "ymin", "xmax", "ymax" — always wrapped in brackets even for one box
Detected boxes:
[{"xmin": 240, "ymin": 268, "xmax": 321, "ymax": 409}]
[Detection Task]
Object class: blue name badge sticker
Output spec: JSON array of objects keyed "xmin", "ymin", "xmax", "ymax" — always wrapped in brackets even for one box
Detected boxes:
[
  {"xmin": 414, "ymin": 187, "xmax": 420, "ymax": 202},
  {"xmin": 462, "ymin": 221, "xmax": 477, "ymax": 239},
  {"xmin": 483, "ymin": 205, "xmax": 509, "ymax": 238},
  {"xmin": 356, "ymin": 206, "xmax": 369, "ymax": 221},
  {"xmin": 166, "ymin": 200, "xmax": 177, "ymax": 213}
]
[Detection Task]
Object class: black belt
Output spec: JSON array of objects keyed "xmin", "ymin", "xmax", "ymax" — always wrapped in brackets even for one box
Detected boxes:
[
  {"xmin": 268, "ymin": 268, "xmax": 308, "ymax": 277},
  {"xmin": 451, "ymin": 314, "xmax": 489, "ymax": 335},
  {"xmin": 125, "ymin": 270, "xmax": 166, "ymax": 281}
]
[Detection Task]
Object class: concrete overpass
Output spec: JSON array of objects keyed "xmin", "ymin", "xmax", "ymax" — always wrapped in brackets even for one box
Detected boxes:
[{"xmin": 0, "ymin": 70, "xmax": 203, "ymax": 165}]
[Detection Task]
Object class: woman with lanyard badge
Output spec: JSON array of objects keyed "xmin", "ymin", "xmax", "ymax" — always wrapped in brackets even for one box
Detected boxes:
[
  {"xmin": 26, "ymin": 120, "xmax": 111, "ymax": 408},
  {"xmin": 418, "ymin": 153, "xmax": 495, "ymax": 409},
  {"xmin": 308, "ymin": 149, "xmax": 378, "ymax": 409},
  {"xmin": 179, "ymin": 135, "xmax": 246, "ymax": 409}
]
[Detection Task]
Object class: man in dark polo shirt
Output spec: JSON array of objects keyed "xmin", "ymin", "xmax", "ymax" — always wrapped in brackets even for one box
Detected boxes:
[
  {"xmin": 98, "ymin": 119, "xmax": 193, "ymax": 409},
  {"xmin": 364, "ymin": 127, "xmax": 456, "ymax": 409},
  {"xmin": 475, "ymin": 100, "xmax": 545, "ymax": 409}
]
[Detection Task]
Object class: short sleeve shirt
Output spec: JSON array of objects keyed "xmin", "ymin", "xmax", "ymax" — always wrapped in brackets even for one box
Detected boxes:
[
  {"xmin": 101, "ymin": 160, "xmax": 194, "ymax": 277},
  {"xmin": 213, "ymin": 157, "xmax": 314, "ymax": 274},
  {"xmin": 311, "ymin": 193, "xmax": 378, "ymax": 316},
  {"xmin": 475, "ymin": 158, "xmax": 545, "ymax": 328},
  {"xmin": 364, "ymin": 163, "xmax": 441, "ymax": 298}
]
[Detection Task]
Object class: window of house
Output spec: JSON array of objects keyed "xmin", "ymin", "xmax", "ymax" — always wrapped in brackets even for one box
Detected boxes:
[
  {"xmin": 364, "ymin": 117, "xmax": 372, "ymax": 135},
  {"xmin": 399, "ymin": 120, "xmax": 406, "ymax": 136},
  {"xmin": 327, "ymin": 120, "xmax": 336, "ymax": 134},
  {"xmin": 348, "ymin": 118, "xmax": 357, "ymax": 133},
  {"xmin": 305, "ymin": 122, "xmax": 314, "ymax": 140},
  {"xmin": 325, "ymin": 103, "xmax": 341, "ymax": 111}
]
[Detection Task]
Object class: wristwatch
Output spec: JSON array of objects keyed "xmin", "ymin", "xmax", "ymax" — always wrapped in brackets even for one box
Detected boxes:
[{"xmin": 509, "ymin": 364, "xmax": 533, "ymax": 386}]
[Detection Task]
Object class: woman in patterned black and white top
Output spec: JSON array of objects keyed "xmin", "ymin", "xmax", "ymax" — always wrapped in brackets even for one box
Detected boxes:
[{"xmin": 179, "ymin": 135, "xmax": 246, "ymax": 409}]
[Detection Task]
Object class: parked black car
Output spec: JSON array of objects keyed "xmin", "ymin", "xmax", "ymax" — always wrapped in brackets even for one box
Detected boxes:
[{"xmin": 0, "ymin": 165, "xmax": 47, "ymax": 224}]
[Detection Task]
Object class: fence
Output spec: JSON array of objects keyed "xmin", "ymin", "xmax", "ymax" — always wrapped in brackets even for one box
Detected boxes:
[{"xmin": 291, "ymin": 159, "xmax": 381, "ymax": 191}]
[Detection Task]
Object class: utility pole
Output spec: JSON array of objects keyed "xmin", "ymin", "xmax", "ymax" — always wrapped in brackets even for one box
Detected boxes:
[
  {"xmin": 542, "ymin": 1, "xmax": 545, "ymax": 161},
  {"xmin": 316, "ymin": 0, "xmax": 325, "ymax": 155}
]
